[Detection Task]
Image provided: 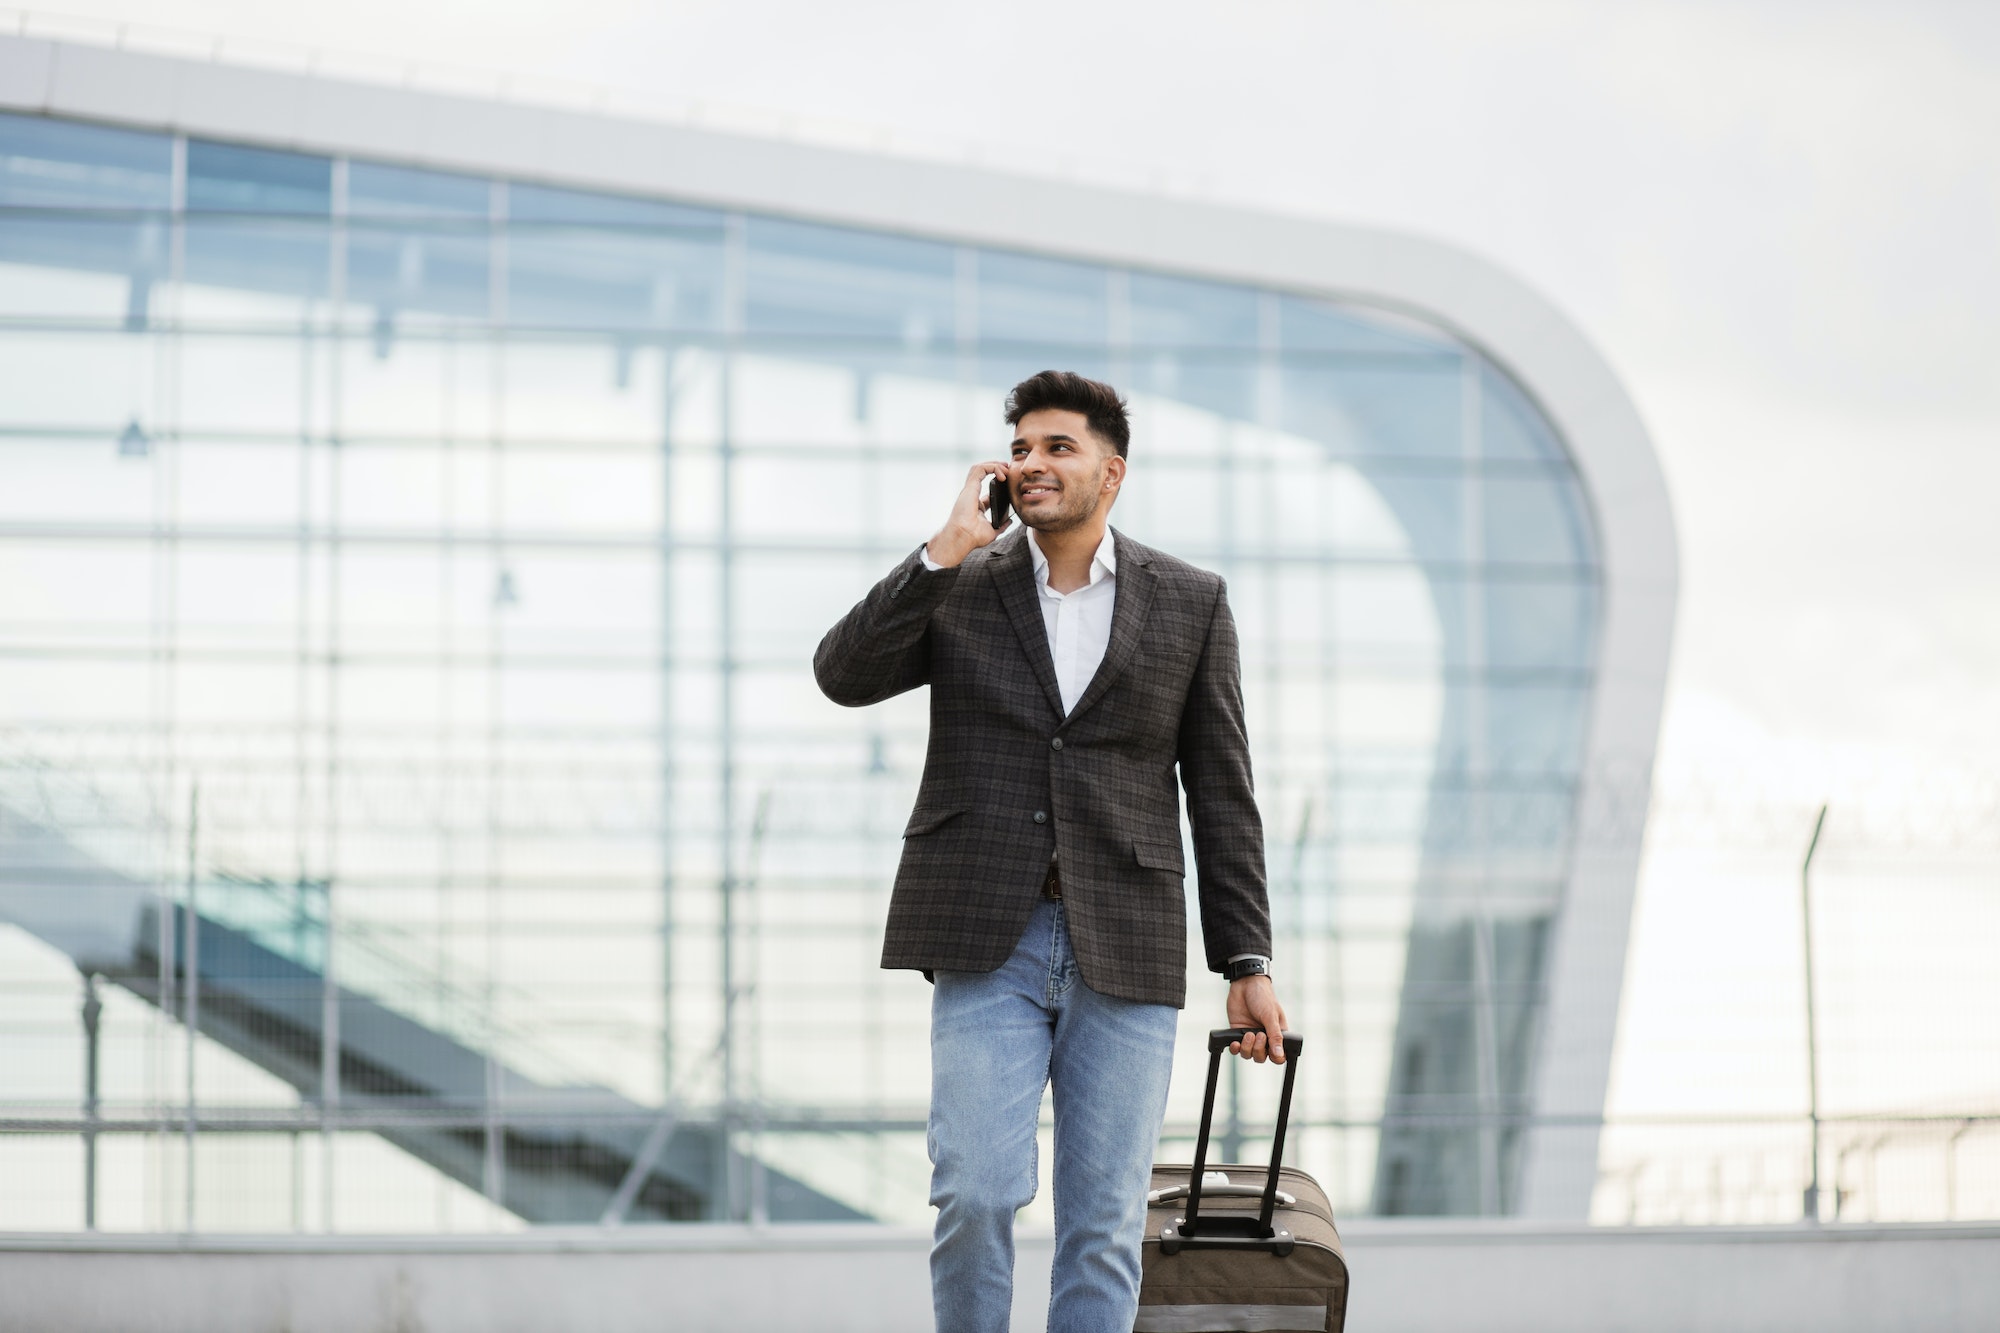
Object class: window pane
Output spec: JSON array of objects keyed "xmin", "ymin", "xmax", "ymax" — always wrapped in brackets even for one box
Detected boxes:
[
  {"xmin": 340, "ymin": 441, "xmax": 459, "ymax": 531},
  {"xmin": 731, "ymin": 451, "xmax": 865, "ymax": 544},
  {"xmin": 0, "ymin": 112, "xmax": 170, "ymax": 319},
  {"xmin": 335, "ymin": 549, "xmax": 455, "ymax": 651},
  {"xmin": 342, "ymin": 158, "xmax": 493, "ymax": 325},
  {"xmin": 175, "ymin": 440, "xmax": 305, "ymax": 527},
  {"xmin": 499, "ymin": 664, "xmax": 657, "ymax": 727},
  {"xmin": 1323, "ymin": 360, "xmax": 1464, "ymax": 459},
  {"xmin": 745, "ymin": 216, "xmax": 955, "ymax": 345},
  {"xmin": 733, "ymin": 553, "xmax": 872, "ymax": 662},
  {"xmin": 1462, "ymin": 680, "xmax": 1591, "ymax": 773},
  {"xmin": 844, "ymin": 355, "xmax": 965, "ymax": 449},
  {"xmin": 1131, "ymin": 348, "xmax": 1254, "ymax": 422},
  {"xmin": 1129, "ymin": 272, "xmax": 1259, "ymax": 349},
  {"xmin": 0, "ymin": 112, "xmax": 172, "ymax": 209},
  {"xmin": 732, "ymin": 355, "xmax": 863, "ymax": 450},
  {"xmin": 489, "ymin": 551, "xmax": 660, "ymax": 659},
  {"xmin": 179, "ymin": 335, "xmax": 312, "ymax": 436},
  {"xmin": 976, "ymin": 250, "xmax": 1107, "ymax": 347},
  {"xmin": 976, "ymin": 346, "xmax": 1116, "ymax": 400},
  {"xmin": 184, "ymin": 216, "xmax": 331, "ymax": 304},
  {"xmin": 348, "ymin": 162, "xmax": 487, "ymax": 219},
  {"xmin": 175, "ymin": 661, "xmax": 301, "ymax": 725},
  {"xmin": 0, "ymin": 436, "xmax": 153, "ymax": 525},
  {"xmin": 1330, "ymin": 565, "xmax": 1441, "ymax": 667},
  {"xmin": 507, "ymin": 182, "xmax": 725, "ymax": 333},
  {"xmin": 0, "ymin": 231, "xmax": 161, "ymax": 321},
  {"xmin": 187, "ymin": 140, "xmax": 332, "ymax": 216},
  {"xmin": 1479, "ymin": 362, "xmax": 1564, "ymax": 462},
  {"xmin": 177, "ymin": 543, "xmax": 302, "ymax": 650},
  {"xmin": 346, "ymin": 220, "xmax": 490, "ymax": 323},
  {"xmin": 501, "ymin": 448, "xmax": 662, "ymax": 534},
  {"xmin": 1483, "ymin": 578, "xmax": 1594, "ymax": 672},
  {"xmin": 0, "ymin": 540, "xmax": 153, "ymax": 634},
  {"xmin": 1356, "ymin": 467, "xmax": 1469, "ymax": 564},
  {"xmin": 1483, "ymin": 472, "xmax": 1592, "ymax": 568},
  {"xmin": 502, "ymin": 341, "xmax": 666, "ymax": 445},
  {"xmin": 0, "ymin": 656, "xmax": 151, "ymax": 725},
  {"xmin": 338, "ymin": 334, "xmax": 499, "ymax": 441},
  {"xmin": 0, "ymin": 330, "xmax": 150, "ymax": 431}
]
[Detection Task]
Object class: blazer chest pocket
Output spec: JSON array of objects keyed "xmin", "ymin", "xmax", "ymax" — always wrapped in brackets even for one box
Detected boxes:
[
  {"xmin": 1132, "ymin": 839, "xmax": 1185, "ymax": 875},
  {"xmin": 904, "ymin": 805, "xmax": 969, "ymax": 838}
]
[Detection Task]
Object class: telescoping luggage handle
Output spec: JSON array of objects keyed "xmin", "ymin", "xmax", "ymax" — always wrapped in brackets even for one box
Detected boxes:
[{"xmin": 1158, "ymin": 1027, "xmax": 1305, "ymax": 1258}]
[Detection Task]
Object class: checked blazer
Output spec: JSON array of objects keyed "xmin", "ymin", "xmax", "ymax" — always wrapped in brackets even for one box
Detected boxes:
[{"xmin": 813, "ymin": 525, "xmax": 1270, "ymax": 1008}]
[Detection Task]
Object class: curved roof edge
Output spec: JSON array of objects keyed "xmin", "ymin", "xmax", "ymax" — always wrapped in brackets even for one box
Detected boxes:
[{"xmin": 1, "ymin": 33, "xmax": 1679, "ymax": 1219}]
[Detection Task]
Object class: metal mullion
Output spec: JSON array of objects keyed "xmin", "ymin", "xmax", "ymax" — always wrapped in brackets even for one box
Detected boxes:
[
  {"xmin": 658, "ymin": 333, "xmax": 682, "ymax": 1129},
  {"xmin": 319, "ymin": 154, "xmax": 350, "ymax": 1233},
  {"xmin": 147, "ymin": 129, "xmax": 190, "ymax": 1232},
  {"xmin": 481, "ymin": 175, "xmax": 510, "ymax": 1217},
  {"xmin": 1459, "ymin": 350, "xmax": 1503, "ymax": 1217},
  {"xmin": 715, "ymin": 210, "xmax": 746, "ymax": 1222}
]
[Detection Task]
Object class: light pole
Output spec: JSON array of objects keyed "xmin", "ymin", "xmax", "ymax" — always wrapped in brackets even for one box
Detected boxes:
[
  {"xmin": 1800, "ymin": 803, "xmax": 1828, "ymax": 1222},
  {"xmin": 81, "ymin": 972, "xmax": 102, "ymax": 1230}
]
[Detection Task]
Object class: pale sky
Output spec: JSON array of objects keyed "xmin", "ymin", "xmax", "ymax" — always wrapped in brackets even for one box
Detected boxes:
[{"xmin": 12, "ymin": 0, "xmax": 1999, "ymax": 1154}]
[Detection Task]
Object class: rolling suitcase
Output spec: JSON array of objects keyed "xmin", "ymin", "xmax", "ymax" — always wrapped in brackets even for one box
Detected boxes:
[{"xmin": 1137, "ymin": 1028, "xmax": 1349, "ymax": 1333}]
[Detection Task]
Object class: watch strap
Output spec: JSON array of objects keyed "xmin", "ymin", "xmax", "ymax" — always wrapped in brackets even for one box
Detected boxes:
[{"xmin": 1224, "ymin": 955, "xmax": 1271, "ymax": 982}]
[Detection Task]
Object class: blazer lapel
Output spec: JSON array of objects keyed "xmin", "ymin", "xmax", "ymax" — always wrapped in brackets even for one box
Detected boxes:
[
  {"xmin": 1063, "ymin": 530, "xmax": 1158, "ymax": 726},
  {"xmin": 987, "ymin": 531, "xmax": 1066, "ymax": 719}
]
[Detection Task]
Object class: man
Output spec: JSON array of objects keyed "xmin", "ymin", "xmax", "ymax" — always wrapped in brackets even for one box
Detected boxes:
[{"xmin": 815, "ymin": 370, "xmax": 1287, "ymax": 1333}]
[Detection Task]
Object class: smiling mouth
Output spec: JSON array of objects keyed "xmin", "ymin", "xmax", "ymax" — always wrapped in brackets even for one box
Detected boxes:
[{"xmin": 1018, "ymin": 483, "xmax": 1060, "ymax": 501}]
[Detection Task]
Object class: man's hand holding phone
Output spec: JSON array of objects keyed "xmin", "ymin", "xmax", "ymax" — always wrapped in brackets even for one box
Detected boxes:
[{"xmin": 924, "ymin": 462, "xmax": 1013, "ymax": 569}]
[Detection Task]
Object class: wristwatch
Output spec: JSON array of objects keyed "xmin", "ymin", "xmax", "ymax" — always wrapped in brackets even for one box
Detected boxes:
[{"xmin": 1224, "ymin": 955, "xmax": 1271, "ymax": 982}]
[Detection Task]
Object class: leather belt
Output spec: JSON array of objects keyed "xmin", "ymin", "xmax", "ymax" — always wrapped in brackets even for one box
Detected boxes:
[{"xmin": 1041, "ymin": 858, "xmax": 1062, "ymax": 901}]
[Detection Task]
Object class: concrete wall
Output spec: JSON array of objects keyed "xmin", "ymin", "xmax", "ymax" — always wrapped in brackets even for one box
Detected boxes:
[{"xmin": 3, "ymin": 1221, "xmax": 1996, "ymax": 1333}]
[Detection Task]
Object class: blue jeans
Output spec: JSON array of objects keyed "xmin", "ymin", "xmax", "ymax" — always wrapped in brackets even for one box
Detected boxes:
[{"xmin": 929, "ymin": 899, "xmax": 1179, "ymax": 1333}]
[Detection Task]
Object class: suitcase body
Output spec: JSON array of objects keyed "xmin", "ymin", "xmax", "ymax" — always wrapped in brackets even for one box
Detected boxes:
[{"xmin": 1137, "ymin": 1030, "xmax": 1349, "ymax": 1333}]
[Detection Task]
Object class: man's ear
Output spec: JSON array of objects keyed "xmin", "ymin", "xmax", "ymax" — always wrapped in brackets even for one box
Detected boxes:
[{"xmin": 1103, "ymin": 454, "xmax": 1127, "ymax": 492}]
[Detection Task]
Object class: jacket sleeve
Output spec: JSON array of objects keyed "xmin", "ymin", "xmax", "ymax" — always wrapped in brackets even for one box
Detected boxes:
[
  {"xmin": 813, "ymin": 545, "xmax": 961, "ymax": 707},
  {"xmin": 1176, "ymin": 578, "xmax": 1273, "ymax": 972}
]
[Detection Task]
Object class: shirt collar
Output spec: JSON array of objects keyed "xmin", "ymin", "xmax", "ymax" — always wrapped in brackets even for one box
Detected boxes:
[{"xmin": 1025, "ymin": 526, "xmax": 1117, "ymax": 592}]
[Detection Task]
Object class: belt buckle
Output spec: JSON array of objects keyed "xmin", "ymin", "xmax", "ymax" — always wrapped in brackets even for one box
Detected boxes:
[{"xmin": 1042, "ymin": 861, "xmax": 1062, "ymax": 901}]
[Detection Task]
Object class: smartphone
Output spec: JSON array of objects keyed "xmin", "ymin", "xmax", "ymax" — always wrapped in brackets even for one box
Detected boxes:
[{"xmin": 986, "ymin": 471, "xmax": 1012, "ymax": 530}]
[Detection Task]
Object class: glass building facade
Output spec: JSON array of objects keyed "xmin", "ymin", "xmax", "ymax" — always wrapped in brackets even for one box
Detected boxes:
[{"xmin": 0, "ymin": 107, "xmax": 1600, "ymax": 1229}]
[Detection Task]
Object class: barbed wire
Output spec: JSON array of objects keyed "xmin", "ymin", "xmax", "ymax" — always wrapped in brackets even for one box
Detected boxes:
[{"xmin": 4, "ymin": 722, "xmax": 1996, "ymax": 854}]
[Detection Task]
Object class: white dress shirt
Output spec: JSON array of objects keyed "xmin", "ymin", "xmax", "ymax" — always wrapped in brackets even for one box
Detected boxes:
[
  {"xmin": 1025, "ymin": 527, "xmax": 1117, "ymax": 716},
  {"xmin": 921, "ymin": 528, "xmax": 1117, "ymax": 715}
]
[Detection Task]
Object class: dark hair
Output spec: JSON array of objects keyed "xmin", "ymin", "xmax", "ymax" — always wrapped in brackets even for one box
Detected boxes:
[{"xmin": 1004, "ymin": 370, "xmax": 1130, "ymax": 459}]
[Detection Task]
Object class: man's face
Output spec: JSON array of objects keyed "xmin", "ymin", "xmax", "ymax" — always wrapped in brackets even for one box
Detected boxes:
[{"xmin": 1009, "ymin": 408, "xmax": 1123, "ymax": 532}]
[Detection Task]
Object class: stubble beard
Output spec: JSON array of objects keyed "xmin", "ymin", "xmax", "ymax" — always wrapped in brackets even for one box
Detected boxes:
[{"xmin": 1021, "ymin": 462, "xmax": 1105, "ymax": 535}]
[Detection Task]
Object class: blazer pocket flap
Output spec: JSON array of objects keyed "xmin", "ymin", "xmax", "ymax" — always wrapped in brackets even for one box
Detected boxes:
[
  {"xmin": 903, "ymin": 805, "xmax": 970, "ymax": 838},
  {"xmin": 1132, "ymin": 839, "xmax": 1186, "ymax": 873}
]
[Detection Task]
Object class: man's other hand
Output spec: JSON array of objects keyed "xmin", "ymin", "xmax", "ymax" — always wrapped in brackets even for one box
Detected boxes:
[
  {"xmin": 924, "ymin": 462, "xmax": 1011, "ymax": 569},
  {"xmin": 1226, "ymin": 975, "xmax": 1288, "ymax": 1064}
]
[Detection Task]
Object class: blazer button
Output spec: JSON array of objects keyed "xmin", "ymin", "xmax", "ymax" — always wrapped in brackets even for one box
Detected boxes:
[
  {"xmin": 1050, "ymin": 738, "xmax": 1064, "ymax": 751},
  {"xmin": 1032, "ymin": 810, "xmax": 1047, "ymax": 824}
]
